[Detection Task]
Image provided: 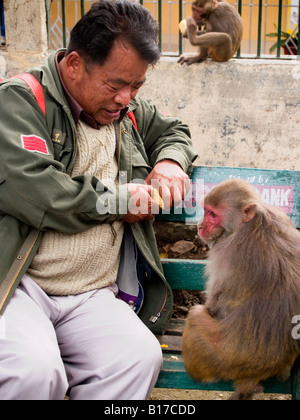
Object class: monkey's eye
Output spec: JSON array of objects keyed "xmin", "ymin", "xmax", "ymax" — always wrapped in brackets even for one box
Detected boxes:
[{"xmin": 208, "ymin": 210, "xmax": 217, "ymax": 218}]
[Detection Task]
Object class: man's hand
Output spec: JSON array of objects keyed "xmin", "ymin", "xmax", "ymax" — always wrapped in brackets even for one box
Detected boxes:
[
  {"xmin": 122, "ymin": 161, "xmax": 191, "ymax": 223},
  {"xmin": 145, "ymin": 160, "xmax": 191, "ymax": 210},
  {"xmin": 123, "ymin": 183, "xmax": 157, "ymax": 224}
]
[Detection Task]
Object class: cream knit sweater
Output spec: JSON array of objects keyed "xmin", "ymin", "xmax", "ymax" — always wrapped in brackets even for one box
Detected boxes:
[{"xmin": 27, "ymin": 121, "xmax": 124, "ymax": 296}]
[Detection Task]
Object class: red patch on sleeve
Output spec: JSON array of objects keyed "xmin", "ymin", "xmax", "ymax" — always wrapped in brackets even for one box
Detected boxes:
[{"xmin": 21, "ymin": 134, "xmax": 49, "ymax": 155}]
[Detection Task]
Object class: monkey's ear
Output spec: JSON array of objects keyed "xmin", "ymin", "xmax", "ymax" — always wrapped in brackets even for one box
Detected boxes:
[
  {"xmin": 242, "ymin": 204, "xmax": 257, "ymax": 223},
  {"xmin": 212, "ymin": 0, "xmax": 219, "ymax": 10}
]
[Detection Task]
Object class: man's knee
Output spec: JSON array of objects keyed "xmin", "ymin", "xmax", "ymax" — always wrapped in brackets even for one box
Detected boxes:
[
  {"xmin": 131, "ymin": 330, "xmax": 163, "ymax": 373},
  {"xmin": 0, "ymin": 349, "xmax": 68, "ymax": 400},
  {"xmin": 28, "ymin": 352, "xmax": 68, "ymax": 399}
]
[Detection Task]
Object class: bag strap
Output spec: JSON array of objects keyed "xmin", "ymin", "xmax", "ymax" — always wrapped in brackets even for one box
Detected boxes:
[
  {"xmin": 0, "ymin": 73, "xmax": 44, "ymax": 315},
  {"xmin": 0, "ymin": 73, "xmax": 46, "ymax": 116},
  {"xmin": 127, "ymin": 110, "xmax": 137, "ymax": 131}
]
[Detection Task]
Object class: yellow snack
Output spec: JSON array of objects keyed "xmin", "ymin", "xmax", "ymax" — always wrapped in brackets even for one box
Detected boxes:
[
  {"xmin": 179, "ymin": 19, "xmax": 187, "ymax": 36},
  {"xmin": 153, "ymin": 188, "xmax": 165, "ymax": 209}
]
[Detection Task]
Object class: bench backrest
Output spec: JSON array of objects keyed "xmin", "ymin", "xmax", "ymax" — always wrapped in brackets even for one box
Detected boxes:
[
  {"xmin": 159, "ymin": 166, "xmax": 300, "ymax": 291},
  {"xmin": 157, "ymin": 166, "xmax": 300, "ymax": 228}
]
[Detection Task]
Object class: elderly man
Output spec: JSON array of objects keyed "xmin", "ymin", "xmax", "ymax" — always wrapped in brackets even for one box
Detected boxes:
[{"xmin": 0, "ymin": 0, "xmax": 197, "ymax": 400}]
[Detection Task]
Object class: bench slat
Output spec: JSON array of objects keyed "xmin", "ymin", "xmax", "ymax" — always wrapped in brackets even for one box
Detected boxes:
[
  {"xmin": 156, "ymin": 353, "xmax": 234, "ymax": 392},
  {"xmin": 163, "ymin": 318, "xmax": 185, "ymax": 335},
  {"xmin": 157, "ymin": 335, "xmax": 182, "ymax": 353},
  {"xmin": 161, "ymin": 259, "xmax": 207, "ymax": 290},
  {"xmin": 156, "ymin": 354, "xmax": 292, "ymax": 394}
]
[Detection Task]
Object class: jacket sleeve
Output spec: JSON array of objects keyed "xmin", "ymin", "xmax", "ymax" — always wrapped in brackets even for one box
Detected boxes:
[
  {"xmin": 0, "ymin": 83, "xmax": 129, "ymax": 233},
  {"xmin": 133, "ymin": 97, "xmax": 198, "ymax": 175}
]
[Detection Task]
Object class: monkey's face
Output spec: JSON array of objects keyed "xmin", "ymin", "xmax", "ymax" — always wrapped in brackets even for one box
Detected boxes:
[
  {"xmin": 192, "ymin": 4, "xmax": 204, "ymax": 21},
  {"xmin": 198, "ymin": 204, "xmax": 225, "ymax": 244},
  {"xmin": 198, "ymin": 179, "xmax": 260, "ymax": 246},
  {"xmin": 192, "ymin": 0, "xmax": 218, "ymax": 20}
]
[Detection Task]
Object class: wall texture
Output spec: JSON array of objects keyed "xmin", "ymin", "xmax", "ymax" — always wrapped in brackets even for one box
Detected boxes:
[
  {"xmin": 140, "ymin": 57, "xmax": 300, "ymax": 171},
  {"xmin": 0, "ymin": 0, "xmax": 48, "ymax": 77}
]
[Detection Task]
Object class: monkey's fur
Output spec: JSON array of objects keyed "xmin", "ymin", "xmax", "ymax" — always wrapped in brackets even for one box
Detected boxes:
[
  {"xmin": 182, "ymin": 179, "xmax": 300, "ymax": 399},
  {"xmin": 178, "ymin": 0, "xmax": 243, "ymax": 65}
]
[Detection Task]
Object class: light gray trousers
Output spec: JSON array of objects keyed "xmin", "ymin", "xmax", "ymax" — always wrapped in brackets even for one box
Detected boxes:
[{"xmin": 0, "ymin": 275, "xmax": 162, "ymax": 400}]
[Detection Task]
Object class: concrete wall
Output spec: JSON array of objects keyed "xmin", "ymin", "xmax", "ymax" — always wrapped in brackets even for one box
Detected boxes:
[
  {"xmin": 140, "ymin": 57, "xmax": 300, "ymax": 171},
  {"xmin": 0, "ymin": 0, "xmax": 48, "ymax": 78},
  {"xmin": 2, "ymin": 1, "xmax": 300, "ymax": 171}
]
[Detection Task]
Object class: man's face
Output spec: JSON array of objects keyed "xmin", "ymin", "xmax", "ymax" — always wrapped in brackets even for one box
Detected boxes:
[{"xmin": 69, "ymin": 39, "xmax": 149, "ymax": 125}]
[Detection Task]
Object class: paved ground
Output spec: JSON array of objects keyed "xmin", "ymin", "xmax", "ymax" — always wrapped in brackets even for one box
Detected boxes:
[{"xmin": 150, "ymin": 388, "xmax": 291, "ymax": 400}]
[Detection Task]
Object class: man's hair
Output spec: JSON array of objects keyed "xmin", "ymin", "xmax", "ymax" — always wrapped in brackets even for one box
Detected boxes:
[{"xmin": 66, "ymin": 0, "xmax": 160, "ymax": 66}]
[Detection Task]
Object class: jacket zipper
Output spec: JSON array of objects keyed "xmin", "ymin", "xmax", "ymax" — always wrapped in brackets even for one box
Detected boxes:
[
  {"xmin": 116, "ymin": 119, "xmax": 168, "ymax": 324},
  {"xmin": 149, "ymin": 281, "xmax": 168, "ymax": 324}
]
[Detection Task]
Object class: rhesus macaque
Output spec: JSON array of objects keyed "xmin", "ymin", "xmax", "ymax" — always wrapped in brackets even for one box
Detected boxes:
[
  {"xmin": 178, "ymin": 0, "xmax": 243, "ymax": 65},
  {"xmin": 182, "ymin": 179, "xmax": 300, "ymax": 400}
]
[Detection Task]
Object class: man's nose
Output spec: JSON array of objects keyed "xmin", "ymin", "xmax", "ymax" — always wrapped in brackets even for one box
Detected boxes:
[{"xmin": 114, "ymin": 87, "xmax": 132, "ymax": 107}]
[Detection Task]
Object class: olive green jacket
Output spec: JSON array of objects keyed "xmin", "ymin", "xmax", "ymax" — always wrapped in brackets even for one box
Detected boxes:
[{"xmin": 0, "ymin": 50, "xmax": 197, "ymax": 333}]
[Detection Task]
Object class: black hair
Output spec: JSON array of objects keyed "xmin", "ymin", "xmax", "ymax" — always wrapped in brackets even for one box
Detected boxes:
[{"xmin": 66, "ymin": 0, "xmax": 160, "ymax": 66}]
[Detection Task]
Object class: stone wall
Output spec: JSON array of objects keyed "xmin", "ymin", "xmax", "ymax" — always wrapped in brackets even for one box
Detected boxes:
[
  {"xmin": 0, "ymin": 0, "xmax": 48, "ymax": 77},
  {"xmin": 139, "ymin": 57, "xmax": 300, "ymax": 171}
]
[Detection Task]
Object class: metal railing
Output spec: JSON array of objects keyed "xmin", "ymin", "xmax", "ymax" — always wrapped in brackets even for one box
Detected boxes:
[{"xmin": 49, "ymin": 0, "xmax": 300, "ymax": 59}]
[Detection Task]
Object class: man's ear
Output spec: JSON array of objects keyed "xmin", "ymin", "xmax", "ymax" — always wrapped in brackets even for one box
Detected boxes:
[
  {"xmin": 65, "ymin": 51, "xmax": 84, "ymax": 81},
  {"xmin": 242, "ymin": 203, "xmax": 257, "ymax": 223}
]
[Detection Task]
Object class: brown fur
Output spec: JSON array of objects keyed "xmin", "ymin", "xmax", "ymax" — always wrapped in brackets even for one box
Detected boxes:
[
  {"xmin": 178, "ymin": 0, "xmax": 243, "ymax": 65},
  {"xmin": 182, "ymin": 179, "xmax": 300, "ymax": 399}
]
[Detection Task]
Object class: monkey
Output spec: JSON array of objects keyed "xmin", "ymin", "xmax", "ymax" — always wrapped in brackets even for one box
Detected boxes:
[
  {"xmin": 182, "ymin": 179, "xmax": 300, "ymax": 400},
  {"xmin": 178, "ymin": 0, "xmax": 243, "ymax": 65}
]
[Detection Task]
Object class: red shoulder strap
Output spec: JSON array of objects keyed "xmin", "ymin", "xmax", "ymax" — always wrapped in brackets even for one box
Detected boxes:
[
  {"xmin": 127, "ymin": 110, "xmax": 137, "ymax": 131},
  {"xmin": 0, "ymin": 73, "xmax": 46, "ymax": 116}
]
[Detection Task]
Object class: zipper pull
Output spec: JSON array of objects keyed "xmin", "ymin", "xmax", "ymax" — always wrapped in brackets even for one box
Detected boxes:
[
  {"xmin": 108, "ymin": 221, "xmax": 117, "ymax": 246},
  {"xmin": 128, "ymin": 300, "xmax": 135, "ymax": 310},
  {"xmin": 150, "ymin": 312, "xmax": 161, "ymax": 324}
]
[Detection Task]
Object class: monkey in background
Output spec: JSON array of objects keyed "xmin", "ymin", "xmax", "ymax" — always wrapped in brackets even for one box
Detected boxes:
[
  {"xmin": 182, "ymin": 179, "xmax": 300, "ymax": 400},
  {"xmin": 178, "ymin": 0, "xmax": 243, "ymax": 65}
]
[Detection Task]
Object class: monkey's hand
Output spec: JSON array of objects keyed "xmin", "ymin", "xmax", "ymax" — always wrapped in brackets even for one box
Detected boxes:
[
  {"xmin": 178, "ymin": 53, "xmax": 206, "ymax": 65},
  {"xmin": 186, "ymin": 16, "xmax": 197, "ymax": 36}
]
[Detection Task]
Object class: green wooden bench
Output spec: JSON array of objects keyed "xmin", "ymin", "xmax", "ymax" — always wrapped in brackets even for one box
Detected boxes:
[{"xmin": 154, "ymin": 166, "xmax": 300, "ymax": 400}]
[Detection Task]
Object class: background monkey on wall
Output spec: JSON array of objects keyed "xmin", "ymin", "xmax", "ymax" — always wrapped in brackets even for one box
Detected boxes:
[
  {"xmin": 182, "ymin": 179, "xmax": 300, "ymax": 400},
  {"xmin": 178, "ymin": 0, "xmax": 243, "ymax": 65}
]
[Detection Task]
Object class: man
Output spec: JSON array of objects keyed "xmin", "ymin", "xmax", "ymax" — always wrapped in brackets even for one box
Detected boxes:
[{"xmin": 0, "ymin": 0, "xmax": 197, "ymax": 400}]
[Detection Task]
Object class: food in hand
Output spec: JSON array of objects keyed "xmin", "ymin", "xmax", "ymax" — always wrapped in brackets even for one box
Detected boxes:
[{"xmin": 179, "ymin": 19, "xmax": 187, "ymax": 36}]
